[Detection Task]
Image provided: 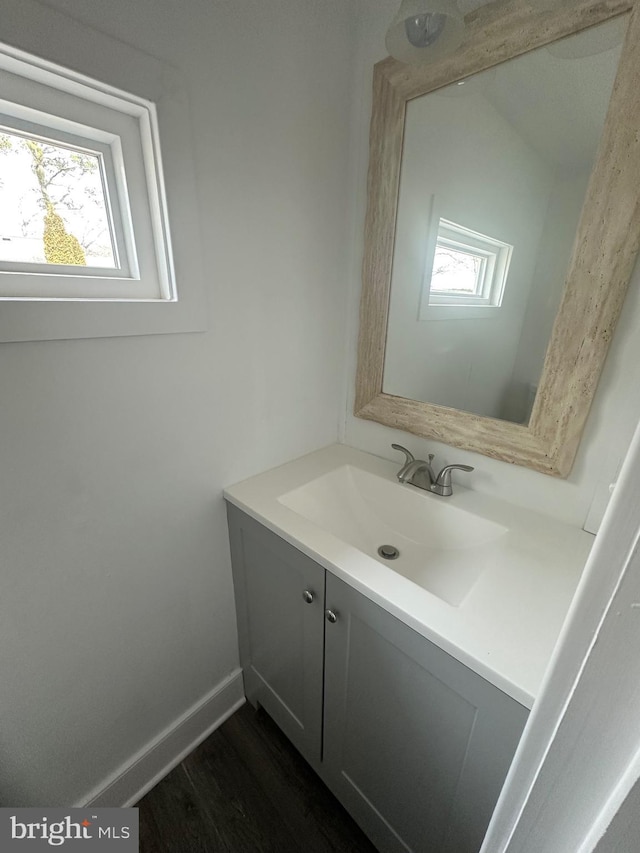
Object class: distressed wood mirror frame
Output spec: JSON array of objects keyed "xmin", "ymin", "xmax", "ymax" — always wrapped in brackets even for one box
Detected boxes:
[{"xmin": 355, "ymin": 0, "xmax": 640, "ymax": 477}]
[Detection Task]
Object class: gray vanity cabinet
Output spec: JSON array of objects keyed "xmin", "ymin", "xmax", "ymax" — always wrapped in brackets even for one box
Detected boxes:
[
  {"xmin": 227, "ymin": 505, "xmax": 528, "ymax": 853},
  {"xmin": 322, "ymin": 573, "xmax": 528, "ymax": 853},
  {"xmin": 227, "ymin": 505, "xmax": 325, "ymax": 770}
]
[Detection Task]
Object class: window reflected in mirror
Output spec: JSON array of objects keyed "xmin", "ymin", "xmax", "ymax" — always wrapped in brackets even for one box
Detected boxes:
[{"xmin": 424, "ymin": 217, "xmax": 511, "ymax": 308}]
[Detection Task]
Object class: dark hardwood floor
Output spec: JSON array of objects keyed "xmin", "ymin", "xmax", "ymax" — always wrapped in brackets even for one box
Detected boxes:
[{"xmin": 137, "ymin": 702, "xmax": 379, "ymax": 853}]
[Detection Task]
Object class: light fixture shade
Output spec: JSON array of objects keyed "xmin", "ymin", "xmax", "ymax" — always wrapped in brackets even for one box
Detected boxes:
[{"xmin": 385, "ymin": 0, "xmax": 464, "ymax": 65}]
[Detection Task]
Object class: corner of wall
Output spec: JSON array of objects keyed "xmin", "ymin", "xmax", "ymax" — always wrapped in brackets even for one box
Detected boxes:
[{"xmin": 82, "ymin": 670, "xmax": 245, "ymax": 807}]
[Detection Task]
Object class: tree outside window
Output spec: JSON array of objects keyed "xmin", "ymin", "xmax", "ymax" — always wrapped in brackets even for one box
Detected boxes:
[{"xmin": 0, "ymin": 130, "xmax": 116, "ymax": 268}]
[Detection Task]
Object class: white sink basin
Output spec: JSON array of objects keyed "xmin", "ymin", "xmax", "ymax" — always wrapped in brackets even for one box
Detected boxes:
[{"xmin": 278, "ymin": 465, "xmax": 507, "ymax": 606}]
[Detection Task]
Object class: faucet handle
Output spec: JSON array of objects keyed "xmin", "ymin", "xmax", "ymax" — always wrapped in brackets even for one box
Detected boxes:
[
  {"xmin": 391, "ymin": 444, "xmax": 415, "ymax": 466},
  {"xmin": 435, "ymin": 464, "xmax": 474, "ymax": 484},
  {"xmin": 433, "ymin": 464, "xmax": 474, "ymax": 497}
]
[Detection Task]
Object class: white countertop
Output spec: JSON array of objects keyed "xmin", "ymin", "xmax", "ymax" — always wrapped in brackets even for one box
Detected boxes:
[{"xmin": 224, "ymin": 444, "xmax": 594, "ymax": 708}]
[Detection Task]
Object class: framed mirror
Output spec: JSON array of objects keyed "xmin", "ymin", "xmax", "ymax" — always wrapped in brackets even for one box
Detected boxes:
[{"xmin": 355, "ymin": 0, "xmax": 640, "ymax": 477}]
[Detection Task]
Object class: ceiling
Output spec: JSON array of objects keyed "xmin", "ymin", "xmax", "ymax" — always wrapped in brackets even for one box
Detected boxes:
[{"xmin": 435, "ymin": 14, "xmax": 626, "ymax": 174}]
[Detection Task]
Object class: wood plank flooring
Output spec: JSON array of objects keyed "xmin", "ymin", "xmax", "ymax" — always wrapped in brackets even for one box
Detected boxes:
[{"xmin": 137, "ymin": 702, "xmax": 378, "ymax": 853}]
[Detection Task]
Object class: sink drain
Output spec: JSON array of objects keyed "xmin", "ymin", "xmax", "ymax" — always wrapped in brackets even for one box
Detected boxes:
[{"xmin": 378, "ymin": 544, "xmax": 400, "ymax": 560}]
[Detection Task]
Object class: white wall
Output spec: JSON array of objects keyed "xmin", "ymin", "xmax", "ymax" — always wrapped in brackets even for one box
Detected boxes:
[
  {"xmin": 343, "ymin": 0, "xmax": 640, "ymax": 529},
  {"xmin": 510, "ymin": 170, "xmax": 590, "ymax": 396},
  {"xmin": 594, "ymin": 778, "xmax": 640, "ymax": 853},
  {"xmin": 0, "ymin": 0, "xmax": 354, "ymax": 806}
]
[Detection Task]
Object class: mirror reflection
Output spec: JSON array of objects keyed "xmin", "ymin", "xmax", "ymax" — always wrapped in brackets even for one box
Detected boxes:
[{"xmin": 383, "ymin": 18, "xmax": 625, "ymax": 424}]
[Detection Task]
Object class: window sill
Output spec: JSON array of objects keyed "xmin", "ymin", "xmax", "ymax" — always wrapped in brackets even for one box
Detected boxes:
[{"xmin": 422, "ymin": 304, "xmax": 502, "ymax": 321}]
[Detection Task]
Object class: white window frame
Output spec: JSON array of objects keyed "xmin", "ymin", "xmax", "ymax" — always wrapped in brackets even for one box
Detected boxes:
[
  {"xmin": 420, "ymin": 218, "xmax": 512, "ymax": 317},
  {"xmin": 0, "ymin": 116, "xmax": 139, "ymax": 286},
  {"xmin": 0, "ymin": 3, "xmax": 206, "ymax": 342},
  {"xmin": 0, "ymin": 50, "xmax": 173, "ymax": 302}
]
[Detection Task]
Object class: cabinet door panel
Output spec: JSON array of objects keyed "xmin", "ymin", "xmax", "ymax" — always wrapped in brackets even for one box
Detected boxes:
[
  {"xmin": 322, "ymin": 574, "xmax": 528, "ymax": 853},
  {"xmin": 227, "ymin": 506, "xmax": 325, "ymax": 768}
]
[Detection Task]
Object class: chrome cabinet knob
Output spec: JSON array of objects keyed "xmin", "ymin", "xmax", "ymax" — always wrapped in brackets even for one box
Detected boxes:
[
  {"xmin": 325, "ymin": 609, "xmax": 338, "ymax": 623},
  {"xmin": 302, "ymin": 590, "xmax": 314, "ymax": 604}
]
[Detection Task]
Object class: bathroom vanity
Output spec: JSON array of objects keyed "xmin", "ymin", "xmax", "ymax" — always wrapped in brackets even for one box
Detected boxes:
[{"xmin": 224, "ymin": 445, "xmax": 593, "ymax": 853}]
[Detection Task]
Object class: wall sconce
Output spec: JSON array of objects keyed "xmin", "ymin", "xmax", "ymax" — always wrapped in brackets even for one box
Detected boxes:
[{"xmin": 385, "ymin": 0, "xmax": 465, "ymax": 65}]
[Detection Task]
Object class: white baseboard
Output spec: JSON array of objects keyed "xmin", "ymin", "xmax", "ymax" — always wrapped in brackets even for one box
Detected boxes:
[{"xmin": 80, "ymin": 669, "xmax": 245, "ymax": 808}]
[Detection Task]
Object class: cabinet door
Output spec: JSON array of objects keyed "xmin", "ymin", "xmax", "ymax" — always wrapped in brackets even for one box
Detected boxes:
[
  {"xmin": 227, "ymin": 506, "xmax": 325, "ymax": 769},
  {"xmin": 322, "ymin": 574, "xmax": 528, "ymax": 853}
]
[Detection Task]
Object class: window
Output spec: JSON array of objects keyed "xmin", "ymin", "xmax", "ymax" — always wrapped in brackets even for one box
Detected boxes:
[
  {"xmin": 0, "ymin": 42, "xmax": 174, "ymax": 302},
  {"xmin": 0, "ymin": 16, "xmax": 206, "ymax": 343},
  {"xmin": 0, "ymin": 125, "xmax": 131, "ymax": 278},
  {"xmin": 426, "ymin": 219, "xmax": 512, "ymax": 309}
]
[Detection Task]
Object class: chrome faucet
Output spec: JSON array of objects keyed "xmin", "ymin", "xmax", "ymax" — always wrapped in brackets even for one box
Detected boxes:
[{"xmin": 392, "ymin": 444, "xmax": 474, "ymax": 497}]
